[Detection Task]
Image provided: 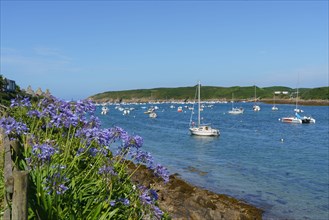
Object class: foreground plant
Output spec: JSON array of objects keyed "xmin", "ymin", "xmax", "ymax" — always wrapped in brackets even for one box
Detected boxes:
[{"xmin": 1, "ymin": 95, "xmax": 169, "ymax": 219}]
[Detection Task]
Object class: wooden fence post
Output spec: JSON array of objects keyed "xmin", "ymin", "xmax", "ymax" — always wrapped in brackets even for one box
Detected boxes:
[
  {"xmin": 1, "ymin": 129, "xmax": 13, "ymax": 220},
  {"xmin": 1, "ymin": 129, "xmax": 28, "ymax": 220},
  {"xmin": 12, "ymin": 171, "xmax": 28, "ymax": 220}
]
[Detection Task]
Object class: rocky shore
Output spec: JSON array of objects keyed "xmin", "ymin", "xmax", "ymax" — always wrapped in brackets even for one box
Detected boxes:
[
  {"xmin": 128, "ymin": 163, "xmax": 263, "ymax": 220},
  {"xmin": 261, "ymin": 98, "xmax": 329, "ymax": 106}
]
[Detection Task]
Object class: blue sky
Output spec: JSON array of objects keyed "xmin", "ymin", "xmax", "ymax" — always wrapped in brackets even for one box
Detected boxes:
[{"xmin": 1, "ymin": 0, "xmax": 328, "ymax": 100}]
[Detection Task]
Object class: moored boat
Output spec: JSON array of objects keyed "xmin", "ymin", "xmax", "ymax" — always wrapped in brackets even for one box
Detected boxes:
[
  {"xmin": 281, "ymin": 113, "xmax": 315, "ymax": 124},
  {"xmin": 228, "ymin": 93, "xmax": 244, "ymax": 114},
  {"xmin": 281, "ymin": 86, "xmax": 315, "ymax": 124},
  {"xmin": 228, "ymin": 107, "xmax": 244, "ymax": 115},
  {"xmin": 253, "ymin": 86, "xmax": 261, "ymax": 111},
  {"xmin": 101, "ymin": 106, "xmax": 109, "ymax": 115},
  {"xmin": 189, "ymin": 81, "xmax": 220, "ymax": 136}
]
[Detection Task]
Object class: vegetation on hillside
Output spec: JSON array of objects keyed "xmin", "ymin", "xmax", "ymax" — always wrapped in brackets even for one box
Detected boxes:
[{"xmin": 89, "ymin": 85, "xmax": 329, "ymax": 102}]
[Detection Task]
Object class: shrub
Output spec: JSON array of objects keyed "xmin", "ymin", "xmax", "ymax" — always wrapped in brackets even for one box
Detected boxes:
[{"xmin": 1, "ymin": 95, "xmax": 169, "ymax": 219}]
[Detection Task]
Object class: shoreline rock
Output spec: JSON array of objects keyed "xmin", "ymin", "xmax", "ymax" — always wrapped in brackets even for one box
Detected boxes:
[
  {"xmin": 128, "ymin": 163, "xmax": 263, "ymax": 220},
  {"xmin": 261, "ymin": 98, "xmax": 329, "ymax": 106}
]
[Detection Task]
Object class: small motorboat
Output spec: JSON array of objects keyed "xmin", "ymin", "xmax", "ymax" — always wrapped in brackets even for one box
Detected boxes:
[
  {"xmin": 228, "ymin": 107, "xmax": 244, "ymax": 115},
  {"xmin": 281, "ymin": 112, "xmax": 315, "ymax": 124}
]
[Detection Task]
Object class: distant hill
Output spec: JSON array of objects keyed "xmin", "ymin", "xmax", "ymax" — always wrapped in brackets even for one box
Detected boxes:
[{"xmin": 89, "ymin": 85, "xmax": 329, "ymax": 103}]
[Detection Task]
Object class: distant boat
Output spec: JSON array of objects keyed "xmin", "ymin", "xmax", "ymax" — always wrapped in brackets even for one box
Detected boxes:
[
  {"xmin": 228, "ymin": 93, "xmax": 244, "ymax": 115},
  {"xmin": 189, "ymin": 81, "xmax": 220, "ymax": 136},
  {"xmin": 123, "ymin": 108, "xmax": 130, "ymax": 115},
  {"xmin": 281, "ymin": 113, "xmax": 315, "ymax": 124},
  {"xmin": 144, "ymin": 107, "xmax": 155, "ymax": 114},
  {"xmin": 229, "ymin": 107, "xmax": 244, "ymax": 115},
  {"xmin": 177, "ymin": 106, "xmax": 183, "ymax": 112},
  {"xmin": 149, "ymin": 112, "xmax": 157, "ymax": 118},
  {"xmin": 272, "ymin": 94, "xmax": 279, "ymax": 111},
  {"xmin": 101, "ymin": 106, "xmax": 109, "ymax": 115},
  {"xmin": 281, "ymin": 87, "xmax": 315, "ymax": 124},
  {"xmin": 253, "ymin": 85, "xmax": 261, "ymax": 111}
]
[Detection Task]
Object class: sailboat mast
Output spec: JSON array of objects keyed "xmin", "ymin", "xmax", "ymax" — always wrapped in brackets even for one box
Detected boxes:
[
  {"xmin": 296, "ymin": 87, "xmax": 299, "ymax": 109},
  {"xmin": 198, "ymin": 81, "xmax": 201, "ymax": 126}
]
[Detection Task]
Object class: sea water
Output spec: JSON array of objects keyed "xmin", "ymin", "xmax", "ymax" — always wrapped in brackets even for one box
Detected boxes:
[{"xmin": 99, "ymin": 102, "xmax": 329, "ymax": 220}]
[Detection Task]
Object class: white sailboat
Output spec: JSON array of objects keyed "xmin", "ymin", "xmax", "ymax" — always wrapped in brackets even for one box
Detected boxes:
[
  {"xmin": 272, "ymin": 94, "xmax": 278, "ymax": 111},
  {"xmin": 228, "ymin": 93, "xmax": 244, "ymax": 114},
  {"xmin": 281, "ymin": 87, "xmax": 315, "ymax": 124},
  {"xmin": 253, "ymin": 85, "xmax": 261, "ymax": 111},
  {"xmin": 189, "ymin": 81, "xmax": 220, "ymax": 136}
]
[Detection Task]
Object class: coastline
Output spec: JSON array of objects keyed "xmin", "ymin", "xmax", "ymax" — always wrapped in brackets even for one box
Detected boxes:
[
  {"xmin": 128, "ymin": 163, "xmax": 263, "ymax": 220},
  {"xmin": 260, "ymin": 98, "xmax": 329, "ymax": 106},
  {"xmin": 93, "ymin": 98, "xmax": 329, "ymax": 106}
]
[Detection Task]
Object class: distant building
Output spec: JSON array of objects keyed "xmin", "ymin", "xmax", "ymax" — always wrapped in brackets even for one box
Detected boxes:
[
  {"xmin": 25, "ymin": 85, "xmax": 35, "ymax": 96},
  {"xmin": 274, "ymin": 91, "xmax": 289, "ymax": 95},
  {"xmin": 2, "ymin": 78, "xmax": 16, "ymax": 92}
]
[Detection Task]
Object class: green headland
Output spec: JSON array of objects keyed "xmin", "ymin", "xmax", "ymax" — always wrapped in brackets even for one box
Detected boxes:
[{"xmin": 89, "ymin": 86, "xmax": 329, "ymax": 105}]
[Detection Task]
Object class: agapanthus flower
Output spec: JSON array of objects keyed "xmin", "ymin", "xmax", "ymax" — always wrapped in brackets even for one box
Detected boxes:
[
  {"xmin": 110, "ymin": 200, "xmax": 116, "ymax": 207},
  {"xmin": 98, "ymin": 165, "xmax": 117, "ymax": 176},
  {"xmin": 139, "ymin": 186, "xmax": 159, "ymax": 205},
  {"xmin": 27, "ymin": 110, "xmax": 41, "ymax": 118},
  {"xmin": 140, "ymin": 191, "xmax": 152, "ymax": 205},
  {"xmin": 124, "ymin": 135, "xmax": 143, "ymax": 149},
  {"xmin": 108, "ymin": 126, "xmax": 128, "ymax": 142},
  {"xmin": 120, "ymin": 198, "xmax": 130, "ymax": 206},
  {"xmin": 44, "ymin": 171, "xmax": 69, "ymax": 195},
  {"xmin": 0, "ymin": 116, "xmax": 29, "ymax": 139},
  {"xmin": 89, "ymin": 147, "xmax": 99, "ymax": 157},
  {"xmin": 76, "ymin": 127, "xmax": 112, "ymax": 147},
  {"xmin": 84, "ymin": 115, "xmax": 101, "ymax": 129},
  {"xmin": 130, "ymin": 150, "xmax": 154, "ymax": 167},
  {"xmin": 74, "ymin": 99, "xmax": 96, "ymax": 116},
  {"xmin": 29, "ymin": 141, "xmax": 58, "ymax": 166},
  {"xmin": 152, "ymin": 205, "xmax": 164, "ymax": 219},
  {"xmin": 153, "ymin": 164, "xmax": 170, "ymax": 183},
  {"xmin": 10, "ymin": 96, "xmax": 31, "ymax": 108}
]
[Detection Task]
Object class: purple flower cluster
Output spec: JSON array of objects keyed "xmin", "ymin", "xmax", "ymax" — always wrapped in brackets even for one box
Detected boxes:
[
  {"xmin": 75, "ymin": 127, "xmax": 113, "ymax": 148},
  {"xmin": 109, "ymin": 198, "xmax": 130, "ymax": 207},
  {"xmin": 123, "ymin": 135, "xmax": 143, "ymax": 149},
  {"xmin": 130, "ymin": 150, "xmax": 154, "ymax": 167},
  {"xmin": 44, "ymin": 171, "xmax": 69, "ymax": 195},
  {"xmin": 108, "ymin": 126, "xmax": 129, "ymax": 142},
  {"xmin": 27, "ymin": 96, "xmax": 97, "ymax": 129},
  {"xmin": 153, "ymin": 164, "xmax": 170, "ymax": 183},
  {"xmin": 98, "ymin": 164, "xmax": 117, "ymax": 176},
  {"xmin": 0, "ymin": 116, "xmax": 28, "ymax": 139},
  {"xmin": 139, "ymin": 186, "xmax": 163, "ymax": 218},
  {"xmin": 152, "ymin": 205, "xmax": 164, "ymax": 219},
  {"xmin": 10, "ymin": 96, "xmax": 32, "ymax": 108},
  {"xmin": 139, "ymin": 186, "xmax": 158, "ymax": 205},
  {"xmin": 27, "ymin": 141, "xmax": 58, "ymax": 167}
]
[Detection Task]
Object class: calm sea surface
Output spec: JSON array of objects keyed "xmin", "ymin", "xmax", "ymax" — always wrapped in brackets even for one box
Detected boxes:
[{"xmin": 98, "ymin": 102, "xmax": 329, "ymax": 220}]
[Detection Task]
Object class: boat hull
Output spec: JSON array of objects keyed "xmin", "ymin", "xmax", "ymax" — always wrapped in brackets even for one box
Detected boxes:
[
  {"xmin": 228, "ymin": 108, "xmax": 244, "ymax": 115},
  {"xmin": 189, "ymin": 126, "xmax": 220, "ymax": 136},
  {"xmin": 253, "ymin": 105, "xmax": 261, "ymax": 111},
  {"xmin": 281, "ymin": 116, "xmax": 315, "ymax": 124}
]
